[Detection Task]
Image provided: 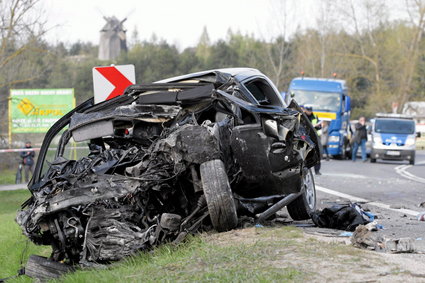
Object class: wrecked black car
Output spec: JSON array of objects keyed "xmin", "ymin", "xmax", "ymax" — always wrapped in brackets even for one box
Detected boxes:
[{"xmin": 17, "ymin": 68, "xmax": 320, "ymax": 265}]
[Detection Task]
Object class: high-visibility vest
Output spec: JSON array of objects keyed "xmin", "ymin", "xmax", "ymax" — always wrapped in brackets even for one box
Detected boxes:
[{"xmin": 311, "ymin": 114, "xmax": 322, "ymax": 136}]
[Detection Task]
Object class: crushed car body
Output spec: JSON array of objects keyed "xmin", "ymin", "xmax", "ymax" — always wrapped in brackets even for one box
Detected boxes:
[{"xmin": 16, "ymin": 68, "xmax": 320, "ymax": 266}]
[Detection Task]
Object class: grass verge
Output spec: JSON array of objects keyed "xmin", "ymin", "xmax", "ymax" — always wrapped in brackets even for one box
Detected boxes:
[
  {"xmin": 55, "ymin": 228, "xmax": 304, "ymax": 283},
  {"xmin": 0, "ymin": 169, "xmax": 16, "ymax": 185},
  {"xmin": 0, "ymin": 190, "xmax": 407, "ymax": 283},
  {"xmin": 0, "ymin": 190, "xmax": 50, "ymax": 282}
]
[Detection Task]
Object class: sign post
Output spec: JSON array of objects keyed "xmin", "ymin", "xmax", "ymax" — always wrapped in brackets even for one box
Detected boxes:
[{"xmin": 92, "ymin": 64, "xmax": 136, "ymax": 103}]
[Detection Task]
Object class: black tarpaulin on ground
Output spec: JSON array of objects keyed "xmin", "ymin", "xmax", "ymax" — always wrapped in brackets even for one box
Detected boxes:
[{"xmin": 311, "ymin": 203, "xmax": 371, "ymax": 231}]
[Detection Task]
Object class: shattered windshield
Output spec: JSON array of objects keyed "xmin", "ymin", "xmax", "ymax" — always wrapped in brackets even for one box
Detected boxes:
[
  {"xmin": 375, "ymin": 119, "xmax": 415, "ymax": 134},
  {"xmin": 290, "ymin": 90, "xmax": 341, "ymax": 112}
]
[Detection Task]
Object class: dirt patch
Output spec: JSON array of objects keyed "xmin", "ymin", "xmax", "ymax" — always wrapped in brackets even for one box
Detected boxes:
[
  {"xmin": 202, "ymin": 226, "xmax": 425, "ymax": 282},
  {"xmin": 203, "ymin": 227, "xmax": 270, "ymax": 246}
]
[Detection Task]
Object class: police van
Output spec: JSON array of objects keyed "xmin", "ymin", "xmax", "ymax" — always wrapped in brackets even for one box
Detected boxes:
[{"xmin": 370, "ymin": 113, "xmax": 420, "ymax": 165}]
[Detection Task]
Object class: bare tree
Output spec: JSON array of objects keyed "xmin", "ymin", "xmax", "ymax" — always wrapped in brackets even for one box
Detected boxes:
[
  {"xmin": 316, "ymin": 0, "xmax": 337, "ymax": 77},
  {"xmin": 285, "ymin": 0, "xmax": 347, "ymax": 80},
  {"xmin": 332, "ymin": 0, "xmax": 425, "ymax": 113},
  {"xmin": 261, "ymin": 0, "xmax": 296, "ymax": 89},
  {"xmin": 397, "ymin": 0, "xmax": 425, "ymax": 110},
  {"xmin": 0, "ymin": 0, "xmax": 47, "ymax": 139},
  {"xmin": 0, "ymin": 0, "xmax": 46, "ymax": 88},
  {"xmin": 335, "ymin": 0, "xmax": 388, "ymax": 110}
]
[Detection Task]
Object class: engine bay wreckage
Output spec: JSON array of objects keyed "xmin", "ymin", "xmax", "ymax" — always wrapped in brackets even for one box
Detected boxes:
[{"xmin": 17, "ymin": 68, "xmax": 320, "ymax": 267}]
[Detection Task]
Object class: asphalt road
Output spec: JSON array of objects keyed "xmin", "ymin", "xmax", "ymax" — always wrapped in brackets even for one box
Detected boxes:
[{"xmin": 313, "ymin": 150, "xmax": 425, "ymax": 246}]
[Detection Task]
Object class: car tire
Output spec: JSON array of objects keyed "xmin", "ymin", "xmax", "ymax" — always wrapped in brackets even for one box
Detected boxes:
[
  {"xmin": 341, "ymin": 142, "xmax": 348, "ymax": 159},
  {"xmin": 287, "ymin": 168, "xmax": 316, "ymax": 220},
  {"xmin": 409, "ymin": 159, "xmax": 415, "ymax": 165},
  {"xmin": 345, "ymin": 143, "xmax": 352, "ymax": 160},
  {"xmin": 339, "ymin": 148, "xmax": 346, "ymax": 160},
  {"xmin": 336, "ymin": 142, "xmax": 350, "ymax": 160},
  {"xmin": 370, "ymin": 158, "xmax": 376, "ymax": 163},
  {"xmin": 200, "ymin": 159, "xmax": 238, "ymax": 232}
]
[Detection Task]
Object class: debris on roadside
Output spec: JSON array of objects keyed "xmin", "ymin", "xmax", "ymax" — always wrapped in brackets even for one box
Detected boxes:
[
  {"xmin": 311, "ymin": 203, "xmax": 373, "ymax": 231},
  {"xmin": 24, "ymin": 255, "xmax": 75, "ymax": 280},
  {"xmin": 417, "ymin": 212, "xmax": 425, "ymax": 221},
  {"xmin": 383, "ymin": 238, "xmax": 416, "ymax": 253},
  {"xmin": 351, "ymin": 225, "xmax": 417, "ymax": 253},
  {"xmin": 339, "ymin": 231, "xmax": 353, "ymax": 237},
  {"xmin": 365, "ymin": 220, "xmax": 384, "ymax": 231},
  {"xmin": 350, "ymin": 225, "xmax": 380, "ymax": 250}
]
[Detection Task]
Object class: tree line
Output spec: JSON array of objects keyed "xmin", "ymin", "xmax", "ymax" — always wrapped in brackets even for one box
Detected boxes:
[{"xmin": 2, "ymin": 0, "xmax": 425, "ymax": 137}]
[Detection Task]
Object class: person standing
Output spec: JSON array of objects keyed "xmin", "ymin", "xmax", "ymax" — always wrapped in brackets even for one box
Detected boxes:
[
  {"xmin": 20, "ymin": 141, "xmax": 35, "ymax": 182},
  {"xmin": 303, "ymin": 106, "xmax": 323, "ymax": 175},
  {"xmin": 351, "ymin": 117, "xmax": 368, "ymax": 162},
  {"xmin": 321, "ymin": 120, "xmax": 330, "ymax": 161}
]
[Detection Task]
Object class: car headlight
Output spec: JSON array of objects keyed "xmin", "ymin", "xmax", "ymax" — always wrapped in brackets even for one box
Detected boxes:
[
  {"xmin": 328, "ymin": 136, "xmax": 340, "ymax": 143},
  {"xmin": 373, "ymin": 134, "xmax": 382, "ymax": 144},
  {"xmin": 405, "ymin": 136, "xmax": 415, "ymax": 146}
]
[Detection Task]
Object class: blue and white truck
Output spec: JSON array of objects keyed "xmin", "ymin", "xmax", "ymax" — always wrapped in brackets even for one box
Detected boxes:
[{"xmin": 286, "ymin": 77, "xmax": 351, "ymax": 158}]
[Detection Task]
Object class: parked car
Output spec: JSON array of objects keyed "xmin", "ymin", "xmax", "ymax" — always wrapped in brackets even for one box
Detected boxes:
[
  {"xmin": 370, "ymin": 113, "xmax": 419, "ymax": 164},
  {"xmin": 16, "ymin": 68, "xmax": 320, "ymax": 266}
]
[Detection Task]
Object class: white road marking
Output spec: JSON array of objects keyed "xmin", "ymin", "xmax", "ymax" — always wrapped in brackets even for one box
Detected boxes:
[
  {"xmin": 316, "ymin": 185, "xmax": 421, "ymax": 217},
  {"xmin": 394, "ymin": 161, "xmax": 425, "ymax": 184},
  {"xmin": 322, "ymin": 173, "xmax": 367, "ymax": 179}
]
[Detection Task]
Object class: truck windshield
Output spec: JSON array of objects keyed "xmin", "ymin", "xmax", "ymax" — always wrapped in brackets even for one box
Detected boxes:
[
  {"xmin": 290, "ymin": 90, "xmax": 341, "ymax": 112},
  {"xmin": 375, "ymin": 119, "xmax": 415, "ymax": 134}
]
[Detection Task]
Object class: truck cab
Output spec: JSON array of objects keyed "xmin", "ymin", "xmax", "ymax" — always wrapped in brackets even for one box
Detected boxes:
[
  {"xmin": 286, "ymin": 77, "xmax": 351, "ymax": 158},
  {"xmin": 370, "ymin": 113, "xmax": 418, "ymax": 165}
]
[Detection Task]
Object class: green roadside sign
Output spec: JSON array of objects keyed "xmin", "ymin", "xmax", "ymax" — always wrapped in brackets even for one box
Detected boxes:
[{"xmin": 9, "ymin": 89, "xmax": 75, "ymax": 133}]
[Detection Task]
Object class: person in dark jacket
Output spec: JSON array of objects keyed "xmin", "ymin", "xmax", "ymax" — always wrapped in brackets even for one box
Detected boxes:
[
  {"xmin": 351, "ymin": 117, "xmax": 368, "ymax": 162},
  {"xmin": 20, "ymin": 141, "xmax": 35, "ymax": 182}
]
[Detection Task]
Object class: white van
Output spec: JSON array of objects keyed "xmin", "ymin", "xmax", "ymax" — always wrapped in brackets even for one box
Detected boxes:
[{"xmin": 370, "ymin": 113, "xmax": 420, "ymax": 165}]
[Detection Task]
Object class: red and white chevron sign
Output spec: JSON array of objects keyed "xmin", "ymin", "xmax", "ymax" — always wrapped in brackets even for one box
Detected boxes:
[{"xmin": 92, "ymin": 65, "xmax": 136, "ymax": 103}]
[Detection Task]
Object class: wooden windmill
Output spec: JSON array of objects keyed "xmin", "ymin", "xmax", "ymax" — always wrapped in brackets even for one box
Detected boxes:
[{"xmin": 98, "ymin": 16, "xmax": 127, "ymax": 60}]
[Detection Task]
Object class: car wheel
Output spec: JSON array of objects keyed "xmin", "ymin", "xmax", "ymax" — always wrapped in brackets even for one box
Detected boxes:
[
  {"xmin": 336, "ymin": 142, "xmax": 350, "ymax": 160},
  {"xmin": 200, "ymin": 159, "xmax": 238, "ymax": 232},
  {"xmin": 370, "ymin": 158, "xmax": 376, "ymax": 163},
  {"xmin": 409, "ymin": 159, "xmax": 415, "ymax": 165},
  {"xmin": 287, "ymin": 168, "xmax": 316, "ymax": 220},
  {"xmin": 340, "ymin": 143, "xmax": 347, "ymax": 159},
  {"xmin": 345, "ymin": 143, "xmax": 352, "ymax": 160}
]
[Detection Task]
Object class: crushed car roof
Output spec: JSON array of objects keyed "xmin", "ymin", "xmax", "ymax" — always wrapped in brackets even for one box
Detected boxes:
[{"xmin": 157, "ymin": 67, "xmax": 267, "ymax": 83}]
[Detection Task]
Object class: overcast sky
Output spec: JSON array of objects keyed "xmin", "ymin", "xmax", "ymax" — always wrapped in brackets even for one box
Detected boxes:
[
  {"xmin": 42, "ymin": 0, "xmax": 410, "ymax": 49},
  {"xmin": 43, "ymin": 0, "xmax": 320, "ymax": 48}
]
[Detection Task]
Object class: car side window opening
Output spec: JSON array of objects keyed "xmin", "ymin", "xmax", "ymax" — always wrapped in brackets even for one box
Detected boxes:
[
  {"xmin": 40, "ymin": 124, "xmax": 91, "ymax": 178},
  {"xmin": 62, "ymin": 139, "xmax": 91, "ymax": 163},
  {"xmin": 40, "ymin": 126, "xmax": 68, "ymax": 178},
  {"xmin": 244, "ymin": 79, "xmax": 281, "ymax": 106}
]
